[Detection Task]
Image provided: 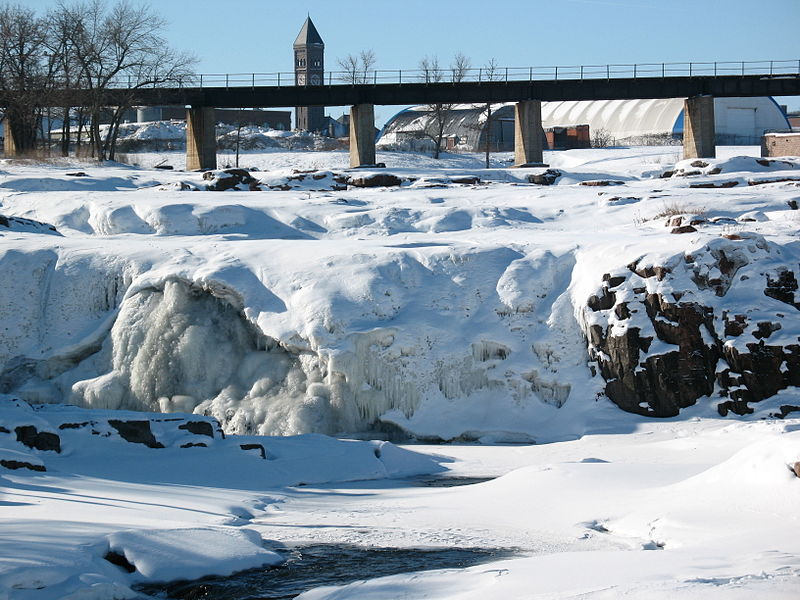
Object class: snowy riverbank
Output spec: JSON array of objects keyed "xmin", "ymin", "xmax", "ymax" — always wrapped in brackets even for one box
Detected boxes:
[{"xmin": 0, "ymin": 145, "xmax": 798, "ymax": 598}]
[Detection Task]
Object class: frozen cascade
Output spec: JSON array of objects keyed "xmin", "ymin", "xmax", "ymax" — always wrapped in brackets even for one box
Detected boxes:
[
  {"xmin": 71, "ymin": 279, "xmax": 333, "ymax": 435},
  {"xmin": 66, "ymin": 274, "xmax": 564, "ymax": 438}
]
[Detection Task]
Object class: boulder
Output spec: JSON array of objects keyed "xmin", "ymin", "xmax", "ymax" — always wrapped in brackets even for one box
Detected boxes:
[
  {"xmin": 203, "ymin": 169, "xmax": 261, "ymax": 191},
  {"xmin": 346, "ymin": 173, "xmax": 403, "ymax": 188},
  {"xmin": 108, "ymin": 420, "xmax": 165, "ymax": 448},
  {"xmin": 527, "ymin": 169, "xmax": 562, "ymax": 185},
  {"xmin": 15, "ymin": 426, "xmax": 61, "ymax": 452},
  {"xmin": 0, "ymin": 459, "xmax": 46, "ymax": 472},
  {"xmin": 178, "ymin": 421, "xmax": 215, "ymax": 438}
]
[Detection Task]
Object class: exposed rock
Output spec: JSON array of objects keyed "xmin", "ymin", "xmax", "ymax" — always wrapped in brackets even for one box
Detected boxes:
[
  {"xmin": 755, "ymin": 158, "xmax": 796, "ymax": 168},
  {"xmin": 671, "ymin": 225, "xmax": 697, "ymax": 234},
  {"xmin": 15, "ymin": 426, "xmax": 61, "ymax": 452},
  {"xmin": 792, "ymin": 462, "xmax": 800, "ymax": 479},
  {"xmin": 240, "ymin": 443, "xmax": 267, "ymax": 459},
  {"xmin": 748, "ymin": 177, "xmax": 800, "ymax": 186},
  {"xmin": 65, "ymin": 171, "xmax": 88, "ymax": 177},
  {"xmin": 579, "ymin": 180, "xmax": 625, "ymax": 186},
  {"xmin": 689, "ymin": 181, "xmax": 739, "ymax": 188},
  {"xmin": 0, "ymin": 459, "xmax": 46, "ymax": 472},
  {"xmin": 450, "ymin": 176, "xmax": 481, "ymax": 185},
  {"xmin": 527, "ymin": 169, "xmax": 562, "ymax": 185},
  {"xmin": 178, "ymin": 421, "xmax": 215, "ymax": 438},
  {"xmin": 0, "ymin": 214, "xmax": 60, "ymax": 234},
  {"xmin": 584, "ymin": 234, "xmax": 799, "ymax": 417},
  {"xmin": 776, "ymin": 405, "xmax": 800, "ymax": 418},
  {"xmin": 204, "ymin": 169, "xmax": 261, "ymax": 191},
  {"xmin": 765, "ymin": 269, "xmax": 799, "ymax": 309},
  {"xmin": 108, "ymin": 420, "xmax": 165, "ymax": 448},
  {"xmin": 346, "ymin": 173, "xmax": 403, "ymax": 188},
  {"xmin": 104, "ymin": 551, "xmax": 136, "ymax": 573},
  {"xmin": 588, "ymin": 287, "xmax": 616, "ymax": 311}
]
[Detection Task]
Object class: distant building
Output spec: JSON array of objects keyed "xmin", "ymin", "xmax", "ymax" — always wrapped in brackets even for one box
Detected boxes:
[
  {"xmin": 135, "ymin": 107, "xmax": 291, "ymax": 130},
  {"xmin": 377, "ymin": 104, "xmax": 590, "ymax": 152},
  {"xmin": 542, "ymin": 97, "xmax": 789, "ymax": 145},
  {"xmin": 293, "ymin": 17, "xmax": 327, "ymax": 133},
  {"xmin": 379, "ymin": 97, "xmax": 791, "ymax": 150}
]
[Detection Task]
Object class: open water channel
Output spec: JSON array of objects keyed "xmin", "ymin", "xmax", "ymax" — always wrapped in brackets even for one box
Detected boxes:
[{"xmin": 138, "ymin": 476, "xmax": 512, "ymax": 599}]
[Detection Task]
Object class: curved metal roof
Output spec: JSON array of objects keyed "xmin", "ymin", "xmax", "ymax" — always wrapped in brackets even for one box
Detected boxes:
[{"xmin": 378, "ymin": 97, "xmax": 790, "ymax": 145}]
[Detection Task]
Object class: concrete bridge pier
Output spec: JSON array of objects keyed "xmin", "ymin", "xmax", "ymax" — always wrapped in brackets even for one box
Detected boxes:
[
  {"xmin": 3, "ymin": 118, "xmax": 17, "ymax": 157},
  {"xmin": 514, "ymin": 100, "xmax": 544, "ymax": 167},
  {"xmin": 186, "ymin": 107, "xmax": 216, "ymax": 171},
  {"xmin": 683, "ymin": 95, "xmax": 716, "ymax": 159},
  {"xmin": 349, "ymin": 104, "xmax": 376, "ymax": 168}
]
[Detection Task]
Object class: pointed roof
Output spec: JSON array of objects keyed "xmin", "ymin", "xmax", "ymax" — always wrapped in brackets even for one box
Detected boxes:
[{"xmin": 294, "ymin": 17, "xmax": 324, "ymax": 47}]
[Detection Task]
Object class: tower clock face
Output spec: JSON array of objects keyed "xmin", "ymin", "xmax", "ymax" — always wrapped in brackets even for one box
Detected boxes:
[
  {"xmin": 297, "ymin": 73, "xmax": 306, "ymax": 85},
  {"xmin": 310, "ymin": 73, "xmax": 321, "ymax": 85}
]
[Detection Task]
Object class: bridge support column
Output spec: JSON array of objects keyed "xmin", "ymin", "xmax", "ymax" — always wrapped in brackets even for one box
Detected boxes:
[
  {"xmin": 514, "ymin": 100, "xmax": 544, "ymax": 167},
  {"xmin": 186, "ymin": 107, "xmax": 216, "ymax": 171},
  {"xmin": 3, "ymin": 117, "xmax": 17, "ymax": 157},
  {"xmin": 683, "ymin": 96, "xmax": 716, "ymax": 159},
  {"xmin": 349, "ymin": 104, "xmax": 376, "ymax": 168}
]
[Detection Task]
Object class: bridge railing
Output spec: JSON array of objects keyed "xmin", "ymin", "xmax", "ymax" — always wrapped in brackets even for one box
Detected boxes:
[{"xmin": 105, "ymin": 59, "xmax": 800, "ymax": 89}]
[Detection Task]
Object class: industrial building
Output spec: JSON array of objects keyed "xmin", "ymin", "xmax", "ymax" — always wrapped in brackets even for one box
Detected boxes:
[{"xmin": 378, "ymin": 97, "xmax": 791, "ymax": 151}]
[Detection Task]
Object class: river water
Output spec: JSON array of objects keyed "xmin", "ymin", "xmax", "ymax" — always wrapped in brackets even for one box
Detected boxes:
[{"xmin": 137, "ymin": 543, "xmax": 515, "ymax": 599}]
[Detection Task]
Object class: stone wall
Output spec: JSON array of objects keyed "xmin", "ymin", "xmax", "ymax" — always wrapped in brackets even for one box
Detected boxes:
[{"xmin": 762, "ymin": 133, "xmax": 800, "ymax": 157}]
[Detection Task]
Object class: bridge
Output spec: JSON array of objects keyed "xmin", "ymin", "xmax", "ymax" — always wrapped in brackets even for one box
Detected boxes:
[{"xmin": 5, "ymin": 59, "xmax": 800, "ymax": 169}]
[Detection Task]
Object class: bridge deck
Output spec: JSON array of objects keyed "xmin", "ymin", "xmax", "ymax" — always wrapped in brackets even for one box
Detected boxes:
[{"xmin": 35, "ymin": 74, "xmax": 800, "ymax": 109}]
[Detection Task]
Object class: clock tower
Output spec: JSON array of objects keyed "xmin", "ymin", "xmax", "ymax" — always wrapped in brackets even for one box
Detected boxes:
[{"xmin": 293, "ymin": 17, "xmax": 326, "ymax": 132}]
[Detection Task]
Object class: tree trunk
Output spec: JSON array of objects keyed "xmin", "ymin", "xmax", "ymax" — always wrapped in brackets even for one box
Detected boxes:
[
  {"xmin": 235, "ymin": 123, "xmax": 242, "ymax": 167},
  {"xmin": 484, "ymin": 103, "xmax": 492, "ymax": 168},
  {"xmin": 61, "ymin": 106, "xmax": 71, "ymax": 157},
  {"xmin": 107, "ymin": 107, "xmax": 126, "ymax": 161}
]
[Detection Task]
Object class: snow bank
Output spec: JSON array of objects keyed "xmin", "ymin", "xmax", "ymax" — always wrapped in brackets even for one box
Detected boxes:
[
  {"xmin": 0, "ymin": 398, "xmax": 442, "ymax": 598},
  {"xmin": 107, "ymin": 528, "xmax": 282, "ymax": 581},
  {"xmin": 0, "ymin": 147, "xmax": 798, "ymax": 441}
]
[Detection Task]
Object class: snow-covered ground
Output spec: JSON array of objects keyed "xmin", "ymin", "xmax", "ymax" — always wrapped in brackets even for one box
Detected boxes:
[{"xmin": 0, "ymin": 145, "xmax": 798, "ymax": 598}]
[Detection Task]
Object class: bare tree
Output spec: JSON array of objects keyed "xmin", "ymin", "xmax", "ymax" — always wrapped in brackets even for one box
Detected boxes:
[
  {"xmin": 59, "ymin": 0, "xmax": 196, "ymax": 160},
  {"xmin": 337, "ymin": 49, "xmax": 376, "ymax": 84},
  {"xmin": 479, "ymin": 58, "xmax": 500, "ymax": 168},
  {"xmin": 0, "ymin": 5, "xmax": 50, "ymax": 153},
  {"xmin": 417, "ymin": 53, "xmax": 470, "ymax": 159}
]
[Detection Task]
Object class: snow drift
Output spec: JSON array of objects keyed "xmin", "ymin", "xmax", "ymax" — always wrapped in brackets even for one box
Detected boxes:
[{"xmin": 0, "ymin": 149, "xmax": 798, "ymax": 439}]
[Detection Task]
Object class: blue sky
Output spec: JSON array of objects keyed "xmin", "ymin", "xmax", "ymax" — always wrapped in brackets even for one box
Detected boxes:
[{"xmin": 16, "ymin": 0, "xmax": 800, "ymax": 120}]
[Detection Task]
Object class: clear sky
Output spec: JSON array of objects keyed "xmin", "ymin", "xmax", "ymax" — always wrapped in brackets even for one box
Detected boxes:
[{"xmin": 14, "ymin": 0, "xmax": 800, "ymax": 122}]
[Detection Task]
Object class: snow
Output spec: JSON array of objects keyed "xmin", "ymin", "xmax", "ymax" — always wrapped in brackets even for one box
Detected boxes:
[{"xmin": 1, "ymin": 143, "xmax": 799, "ymax": 598}]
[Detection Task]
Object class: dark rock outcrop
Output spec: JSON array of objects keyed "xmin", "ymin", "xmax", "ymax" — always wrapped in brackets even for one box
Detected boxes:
[
  {"xmin": 527, "ymin": 169, "xmax": 562, "ymax": 185},
  {"xmin": 15, "ymin": 426, "xmax": 61, "ymax": 452},
  {"xmin": 584, "ymin": 234, "xmax": 799, "ymax": 417},
  {"xmin": 178, "ymin": 421, "xmax": 215, "ymax": 438},
  {"xmin": 108, "ymin": 420, "xmax": 165, "ymax": 448},
  {"xmin": 203, "ymin": 169, "xmax": 261, "ymax": 191},
  {"xmin": 240, "ymin": 443, "xmax": 267, "ymax": 459},
  {"xmin": 346, "ymin": 173, "xmax": 403, "ymax": 188},
  {"xmin": 1, "ymin": 459, "xmax": 46, "ymax": 472}
]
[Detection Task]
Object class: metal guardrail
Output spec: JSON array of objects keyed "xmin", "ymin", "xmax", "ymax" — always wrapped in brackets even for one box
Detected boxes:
[{"xmin": 105, "ymin": 59, "xmax": 800, "ymax": 89}]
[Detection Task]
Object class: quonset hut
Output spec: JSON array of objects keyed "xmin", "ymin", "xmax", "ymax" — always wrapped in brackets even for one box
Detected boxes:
[{"xmin": 377, "ymin": 97, "xmax": 791, "ymax": 151}]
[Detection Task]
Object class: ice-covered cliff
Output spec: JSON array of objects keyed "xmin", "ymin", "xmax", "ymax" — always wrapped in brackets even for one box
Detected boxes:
[{"xmin": 1, "ymin": 150, "xmax": 797, "ymax": 440}]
